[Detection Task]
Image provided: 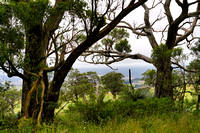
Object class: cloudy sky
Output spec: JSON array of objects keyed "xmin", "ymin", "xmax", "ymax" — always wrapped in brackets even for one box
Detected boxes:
[
  {"xmin": 1, "ymin": 0, "xmax": 200, "ymax": 86},
  {"xmin": 73, "ymin": 0, "xmax": 200, "ymax": 77}
]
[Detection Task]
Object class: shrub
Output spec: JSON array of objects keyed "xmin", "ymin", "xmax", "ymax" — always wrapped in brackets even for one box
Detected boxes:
[
  {"xmin": 119, "ymin": 87, "xmax": 153, "ymax": 101},
  {"xmin": 67, "ymin": 97, "xmax": 175, "ymax": 124},
  {"xmin": 68, "ymin": 100, "xmax": 114, "ymax": 124}
]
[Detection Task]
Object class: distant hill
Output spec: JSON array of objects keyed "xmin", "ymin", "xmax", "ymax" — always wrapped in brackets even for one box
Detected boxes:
[
  {"xmin": 123, "ymin": 77, "xmax": 141, "ymax": 84},
  {"xmin": 0, "ymin": 64, "xmax": 153, "ymax": 87},
  {"xmin": 123, "ymin": 77, "xmax": 144, "ymax": 88},
  {"xmin": 76, "ymin": 65, "xmax": 155, "ymax": 78}
]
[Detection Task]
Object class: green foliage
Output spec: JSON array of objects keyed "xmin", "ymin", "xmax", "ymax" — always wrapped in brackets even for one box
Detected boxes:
[
  {"xmin": 74, "ymin": 34, "xmax": 87, "ymax": 44},
  {"xmin": 63, "ymin": 69, "xmax": 100, "ymax": 103},
  {"xmin": 68, "ymin": 100, "xmax": 113, "ymax": 124},
  {"xmin": 99, "ymin": 28, "xmax": 131, "ymax": 53},
  {"xmin": 0, "ymin": 3, "xmax": 25, "ymax": 65},
  {"xmin": 187, "ymin": 40, "xmax": 200, "ymax": 83},
  {"xmin": 0, "ymin": 81, "xmax": 21, "ymax": 130},
  {"xmin": 17, "ymin": 118, "xmax": 36, "ymax": 133},
  {"xmin": 152, "ymin": 44, "xmax": 183, "ymax": 66},
  {"xmin": 142, "ymin": 69, "xmax": 157, "ymax": 87},
  {"xmin": 67, "ymin": 98, "xmax": 175, "ymax": 125},
  {"xmin": 110, "ymin": 28, "xmax": 129, "ymax": 40},
  {"xmin": 142, "ymin": 68, "xmax": 188, "ymax": 90},
  {"xmin": 101, "ymin": 71, "xmax": 125, "ymax": 99},
  {"xmin": 0, "ymin": 27, "xmax": 24, "ymax": 56},
  {"xmin": 101, "ymin": 38, "xmax": 114, "ymax": 47},
  {"xmin": 186, "ymin": 59, "xmax": 200, "ymax": 110},
  {"xmin": 0, "ymin": 82, "xmax": 21, "ymax": 119},
  {"xmin": 2, "ymin": 97, "xmax": 200, "ymax": 132},
  {"xmin": 151, "ymin": 44, "xmax": 172, "ymax": 66},
  {"xmin": 0, "ymin": 5, "xmax": 12, "ymax": 25},
  {"xmin": 13, "ymin": 0, "xmax": 50, "ymax": 29},
  {"xmin": 114, "ymin": 39, "xmax": 131, "ymax": 53},
  {"xmin": 171, "ymin": 47, "xmax": 183, "ymax": 58},
  {"xmin": 141, "ymin": 68, "xmax": 189, "ymax": 100},
  {"xmin": 187, "ymin": 40, "xmax": 200, "ymax": 102},
  {"xmin": 3, "ymin": 111, "xmax": 200, "ymax": 132},
  {"xmin": 172, "ymin": 70, "xmax": 184, "ymax": 88},
  {"xmin": 119, "ymin": 87, "xmax": 153, "ymax": 101},
  {"xmin": 188, "ymin": 59, "xmax": 200, "ymax": 72},
  {"xmin": 66, "ymin": 0, "xmax": 106, "ymax": 28},
  {"xmin": 191, "ymin": 39, "xmax": 200, "ymax": 58}
]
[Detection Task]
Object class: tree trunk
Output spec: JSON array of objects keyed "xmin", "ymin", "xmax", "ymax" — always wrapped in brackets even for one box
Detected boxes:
[
  {"xmin": 42, "ymin": 67, "xmax": 71, "ymax": 123},
  {"xmin": 11, "ymin": 104, "xmax": 15, "ymax": 115},
  {"xmin": 113, "ymin": 93, "xmax": 117, "ymax": 100},
  {"xmin": 155, "ymin": 57, "xmax": 173, "ymax": 99},
  {"xmin": 41, "ymin": 39, "xmax": 95, "ymax": 123},
  {"xmin": 21, "ymin": 24, "xmax": 48, "ymax": 120}
]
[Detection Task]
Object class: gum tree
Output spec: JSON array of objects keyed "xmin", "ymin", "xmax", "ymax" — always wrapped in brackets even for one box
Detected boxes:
[
  {"xmin": 101, "ymin": 71, "xmax": 125, "ymax": 99},
  {"xmin": 0, "ymin": 0, "xmax": 147, "ymax": 123},
  {"xmin": 82, "ymin": 0, "xmax": 200, "ymax": 98},
  {"xmin": 63, "ymin": 69, "xmax": 100, "ymax": 103}
]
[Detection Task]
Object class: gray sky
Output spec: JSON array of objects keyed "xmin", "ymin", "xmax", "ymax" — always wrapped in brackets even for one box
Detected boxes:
[
  {"xmin": 73, "ymin": 0, "xmax": 200, "ymax": 77},
  {"xmin": 1, "ymin": 0, "xmax": 200, "ymax": 85}
]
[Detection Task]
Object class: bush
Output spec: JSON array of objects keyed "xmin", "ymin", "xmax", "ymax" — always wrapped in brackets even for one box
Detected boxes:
[
  {"xmin": 68, "ymin": 100, "xmax": 114, "ymax": 124},
  {"xmin": 67, "ymin": 97, "xmax": 176, "ymax": 125},
  {"xmin": 119, "ymin": 87, "xmax": 153, "ymax": 101},
  {"xmin": 114, "ymin": 98, "xmax": 175, "ymax": 118}
]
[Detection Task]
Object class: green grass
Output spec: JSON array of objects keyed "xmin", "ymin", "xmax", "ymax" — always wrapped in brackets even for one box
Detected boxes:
[
  {"xmin": 2, "ymin": 87, "xmax": 200, "ymax": 133},
  {"xmin": 34, "ymin": 113, "xmax": 200, "ymax": 133},
  {"xmin": 184, "ymin": 86, "xmax": 195, "ymax": 101},
  {"xmin": 2, "ymin": 106, "xmax": 200, "ymax": 133}
]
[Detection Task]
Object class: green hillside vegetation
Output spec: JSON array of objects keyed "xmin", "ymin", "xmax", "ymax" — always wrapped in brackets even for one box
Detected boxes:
[
  {"xmin": 0, "ymin": 0, "xmax": 200, "ymax": 132},
  {"xmin": 1, "ymin": 70, "xmax": 200, "ymax": 132},
  {"xmin": 1, "ymin": 96, "xmax": 200, "ymax": 133}
]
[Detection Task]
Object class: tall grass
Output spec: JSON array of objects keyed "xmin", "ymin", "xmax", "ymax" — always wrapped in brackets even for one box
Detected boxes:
[
  {"xmin": 1, "ymin": 111, "xmax": 200, "ymax": 132},
  {"xmin": 49, "ymin": 113, "xmax": 199, "ymax": 133},
  {"xmin": 1, "ymin": 97, "xmax": 200, "ymax": 133},
  {"xmin": 53, "ymin": 113, "xmax": 200, "ymax": 133}
]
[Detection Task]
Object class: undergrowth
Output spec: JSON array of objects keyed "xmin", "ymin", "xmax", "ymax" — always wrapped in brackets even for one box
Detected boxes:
[{"xmin": 1, "ymin": 98, "xmax": 200, "ymax": 133}]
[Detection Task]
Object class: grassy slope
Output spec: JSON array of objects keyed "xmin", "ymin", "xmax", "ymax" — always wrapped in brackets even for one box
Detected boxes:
[
  {"xmin": 2, "ymin": 112, "xmax": 199, "ymax": 133},
  {"xmin": 38, "ymin": 113, "xmax": 200, "ymax": 133},
  {"xmin": 3, "ymin": 86, "xmax": 200, "ymax": 133}
]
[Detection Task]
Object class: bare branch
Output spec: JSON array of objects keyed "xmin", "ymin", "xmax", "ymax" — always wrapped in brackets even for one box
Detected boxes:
[
  {"xmin": 172, "ymin": 61, "xmax": 197, "ymax": 73},
  {"xmin": 175, "ymin": 3, "xmax": 200, "ymax": 45},
  {"xmin": 164, "ymin": 0, "xmax": 173, "ymax": 23},
  {"xmin": 1, "ymin": 59, "xmax": 29, "ymax": 81},
  {"xmin": 142, "ymin": 4, "xmax": 158, "ymax": 48},
  {"xmin": 82, "ymin": 49, "xmax": 152, "ymax": 65}
]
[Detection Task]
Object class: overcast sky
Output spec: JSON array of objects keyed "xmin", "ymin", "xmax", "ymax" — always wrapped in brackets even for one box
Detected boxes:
[
  {"xmin": 1, "ymin": 0, "xmax": 200, "ymax": 86},
  {"xmin": 73, "ymin": 0, "xmax": 200, "ymax": 77}
]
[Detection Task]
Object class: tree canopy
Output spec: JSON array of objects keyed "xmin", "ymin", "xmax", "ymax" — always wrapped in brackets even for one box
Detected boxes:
[
  {"xmin": 101, "ymin": 71, "xmax": 125, "ymax": 99},
  {"xmin": 81, "ymin": 0, "xmax": 200, "ymax": 98},
  {"xmin": 0, "ymin": 0, "xmax": 147, "ymax": 123}
]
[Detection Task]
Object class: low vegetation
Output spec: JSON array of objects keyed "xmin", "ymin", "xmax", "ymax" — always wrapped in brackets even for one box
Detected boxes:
[
  {"xmin": 0, "ymin": 65, "xmax": 200, "ymax": 133},
  {"xmin": 0, "ymin": 80, "xmax": 198, "ymax": 132},
  {"xmin": 0, "ymin": 1, "xmax": 200, "ymax": 131},
  {"xmin": 0, "ymin": 66, "xmax": 200, "ymax": 132},
  {"xmin": 1, "ymin": 96, "xmax": 200, "ymax": 133}
]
